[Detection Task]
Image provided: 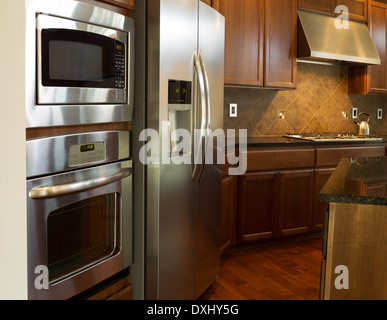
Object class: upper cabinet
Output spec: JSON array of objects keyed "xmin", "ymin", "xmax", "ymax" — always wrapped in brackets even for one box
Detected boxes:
[
  {"xmin": 212, "ymin": 0, "xmax": 297, "ymax": 89},
  {"xmin": 298, "ymin": 0, "xmax": 336, "ymax": 15},
  {"xmin": 298, "ymin": 0, "xmax": 368, "ymax": 22},
  {"xmin": 265, "ymin": 0, "xmax": 298, "ymax": 89},
  {"xmin": 348, "ymin": 1, "xmax": 387, "ymax": 94},
  {"xmin": 338, "ymin": 0, "xmax": 368, "ymax": 22},
  {"xmin": 96, "ymin": 0, "xmax": 134, "ymax": 10},
  {"xmin": 212, "ymin": 0, "xmax": 265, "ymax": 87}
]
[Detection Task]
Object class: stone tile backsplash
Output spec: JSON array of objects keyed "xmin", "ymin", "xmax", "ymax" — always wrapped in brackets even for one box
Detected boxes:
[{"xmin": 224, "ymin": 62, "xmax": 387, "ymax": 136}]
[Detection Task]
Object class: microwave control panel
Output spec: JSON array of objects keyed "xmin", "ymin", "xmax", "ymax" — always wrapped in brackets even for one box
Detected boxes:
[
  {"xmin": 115, "ymin": 41, "xmax": 126, "ymax": 89},
  {"xmin": 69, "ymin": 141, "xmax": 106, "ymax": 167}
]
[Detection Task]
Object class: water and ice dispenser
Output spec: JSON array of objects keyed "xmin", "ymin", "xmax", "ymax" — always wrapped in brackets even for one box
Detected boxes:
[{"xmin": 168, "ymin": 80, "xmax": 192, "ymax": 155}]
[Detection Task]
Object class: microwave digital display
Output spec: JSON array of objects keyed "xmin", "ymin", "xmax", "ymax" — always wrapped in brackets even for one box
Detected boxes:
[{"xmin": 41, "ymin": 29, "xmax": 126, "ymax": 89}]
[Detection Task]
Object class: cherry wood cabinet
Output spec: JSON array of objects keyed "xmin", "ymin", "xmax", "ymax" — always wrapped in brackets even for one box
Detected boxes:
[
  {"xmin": 237, "ymin": 147, "xmax": 315, "ymax": 243},
  {"xmin": 338, "ymin": 0, "xmax": 368, "ymax": 21},
  {"xmin": 312, "ymin": 144, "xmax": 386, "ymax": 231},
  {"xmin": 238, "ymin": 172, "xmax": 279, "ymax": 242},
  {"xmin": 239, "ymin": 167, "xmax": 315, "ymax": 242},
  {"xmin": 265, "ymin": 0, "xmax": 298, "ymax": 89},
  {"xmin": 232, "ymin": 144, "xmax": 386, "ymax": 247},
  {"xmin": 212, "ymin": 0, "xmax": 297, "ymax": 89},
  {"xmin": 348, "ymin": 1, "xmax": 387, "ymax": 94},
  {"xmin": 201, "ymin": 0, "xmax": 212, "ymax": 5},
  {"xmin": 212, "ymin": 0, "xmax": 264, "ymax": 87},
  {"xmin": 313, "ymin": 168, "xmax": 335, "ymax": 231},
  {"xmin": 315, "ymin": 145, "xmax": 386, "ymax": 167},
  {"xmin": 221, "ymin": 175, "xmax": 237, "ymax": 254},
  {"xmin": 79, "ymin": 0, "xmax": 133, "ymax": 16},
  {"xmin": 298, "ymin": 0, "xmax": 368, "ymax": 21},
  {"xmin": 238, "ymin": 170, "xmax": 315, "ymax": 243},
  {"xmin": 97, "ymin": 0, "xmax": 134, "ymax": 10},
  {"xmin": 279, "ymin": 169, "xmax": 314, "ymax": 237},
  {"xmin": 298, "ymin": 0, "xmax": 336, "ymax": 15}
]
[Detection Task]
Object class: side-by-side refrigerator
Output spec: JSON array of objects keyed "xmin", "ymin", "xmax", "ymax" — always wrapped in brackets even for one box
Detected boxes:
[{"xmin": 143, "ymin": 0, "xmax": 225, "ymax": 299}]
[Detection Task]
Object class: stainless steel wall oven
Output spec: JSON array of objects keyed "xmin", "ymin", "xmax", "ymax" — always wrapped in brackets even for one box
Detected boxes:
[
  {"xmin": 25, "ymin": 0, "xmax": 135, "ymax": 128},
  {"xmin": 26, "ymin": 131, "xmax": 132, "ymax": 300}
]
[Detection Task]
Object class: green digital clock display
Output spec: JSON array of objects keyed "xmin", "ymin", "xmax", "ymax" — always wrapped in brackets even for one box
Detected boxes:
[{"xmin": 80, "ymin": 144, "xmax": 95, "ymax": 153}]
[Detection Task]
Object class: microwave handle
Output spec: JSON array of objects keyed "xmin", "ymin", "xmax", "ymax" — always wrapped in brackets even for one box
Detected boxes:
[{"xmin": 29, "ymin": 168, "xmax": 132, "ymax": 200}]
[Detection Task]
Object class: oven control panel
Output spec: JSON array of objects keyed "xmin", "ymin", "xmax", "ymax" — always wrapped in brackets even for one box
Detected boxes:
[{"xmin": 69, "ymin": 141, "xmax": 106, "ymax": 167}]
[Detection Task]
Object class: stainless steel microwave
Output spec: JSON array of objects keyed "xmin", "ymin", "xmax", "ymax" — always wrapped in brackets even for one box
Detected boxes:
[{"xmin": 26, "ymin": 0, "xmax": 135, "ymax": 128}]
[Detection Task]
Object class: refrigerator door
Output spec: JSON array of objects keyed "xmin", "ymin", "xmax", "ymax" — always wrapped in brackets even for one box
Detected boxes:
[
  {"xmin": 195, "ymin": 2, "xmax": 225, "ymax": 299},
  {"xmin": 146, "ymin": 0, "xmax": 198, "ymax": 300}
]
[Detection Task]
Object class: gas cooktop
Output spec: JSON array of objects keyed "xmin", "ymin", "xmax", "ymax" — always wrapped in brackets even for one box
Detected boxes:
[{"xmin": 284, "ymin": 132, "xmax": 384, "ymax": 142}]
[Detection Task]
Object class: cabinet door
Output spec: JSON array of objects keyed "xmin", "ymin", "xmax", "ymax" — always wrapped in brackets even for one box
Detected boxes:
[
  {"xmin": 368, "ymin": 1, "xmax": 387, "ymax": 93},
  {"xmin": 238, "ymin": 172, "xmax": 279, "ymax": 243},
  {"xmin": 313, "ymin": 168, "xmax": 335, "ymax": 231},
  {"xmin": 213, "ymin": 0, "xmax": 264, "ymax": 87},
  {"xmin": 348, "ymin": 1, "xmax": 386, "ymax": 94},
  {"xmin": 201, "ymin": 0, "xmax": 212, "ymax": 5},
  {"xmin": 336, "ymin": 0, "xmax": 368, "ymax": 22},
  {"xmin": 298, "ymin": 0, "xmax": 336, "ymax": 14},
  {"xmin": 265, "ymin": 0, "xmax": 297, "ymax": 89},
  {"xmin": 279, "ymin": 169, "xmax": 314, "ymax": 237},
  {"xmin": 221, "ymin": 175, "xmax": 237, "ymax": 254}
]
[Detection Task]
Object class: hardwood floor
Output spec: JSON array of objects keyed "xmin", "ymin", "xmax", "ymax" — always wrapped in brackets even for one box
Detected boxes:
[{"xmin": 200, "ymin": 239, "xmax": 323, "ymax": 300}]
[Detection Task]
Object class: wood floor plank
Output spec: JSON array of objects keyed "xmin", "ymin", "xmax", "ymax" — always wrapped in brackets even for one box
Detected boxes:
[{"xmin": 200, "ymin": 239, "xmax": 322, "ymax": 300}]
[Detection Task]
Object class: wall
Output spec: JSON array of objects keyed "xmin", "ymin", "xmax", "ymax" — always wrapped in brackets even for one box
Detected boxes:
[
  {"xmin": 0, "ymin": 1, "xmax": 28, "ymax": 299},
  {"xmin": 224, "ymin": 62, "xmax": 387, "ymax": 136}
]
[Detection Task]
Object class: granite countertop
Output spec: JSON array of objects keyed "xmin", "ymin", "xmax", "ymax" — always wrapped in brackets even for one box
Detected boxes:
[
  {"xmin": 320, "ymin": 157, "xmax": 387, "ymax": 206},
  {"xmin": 240, "ymin": 135, "xmax": 387, "ymax": 147}
]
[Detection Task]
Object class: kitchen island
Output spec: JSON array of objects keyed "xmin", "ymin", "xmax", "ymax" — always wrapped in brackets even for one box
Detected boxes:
[{"xmin": 320, "ymin": 156, "xmax": 387, "ymax": 300}]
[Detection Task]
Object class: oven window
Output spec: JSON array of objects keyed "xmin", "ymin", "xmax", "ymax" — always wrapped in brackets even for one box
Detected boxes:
[
  {"xmin": 41, "ymin": 29, "xmax": 125, "ymax": 88},
  {"xmin": 47, "ymin": 193, "xmax": 121, "ymax": 283}
]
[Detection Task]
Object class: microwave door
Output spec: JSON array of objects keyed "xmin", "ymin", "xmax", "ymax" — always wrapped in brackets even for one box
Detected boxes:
[{"xmin": 36, "ymin": 14, "xmax": 128, "ymax": 105}]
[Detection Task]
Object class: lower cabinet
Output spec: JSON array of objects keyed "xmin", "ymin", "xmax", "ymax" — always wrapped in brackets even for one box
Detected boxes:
[
  {"xmin": 238, "ymin": 169, "xmax": 314, "ymax": 243},
  {"xmin": 238, "ymin": 172, "xmax": 279, "ymax": 242},
  {"xmin": 279, "ymin": 169, "xmax": 314, "ymax": 237},
  {"xmin": 221, "ymin": 175, "xmax": 237, "ymax": 254},
  {"xmin": 222, "ymin": 144, "xmax": 386, "ymax": 249},
  {"xmin": 312, "ymin": 168, "xmax": 335, "ymax": 231}
]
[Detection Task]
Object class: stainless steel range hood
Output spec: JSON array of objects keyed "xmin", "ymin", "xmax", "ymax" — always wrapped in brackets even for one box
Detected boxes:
[{"xmin": 298, "ymin": 10, "xmax": 381, "ymax": 65}]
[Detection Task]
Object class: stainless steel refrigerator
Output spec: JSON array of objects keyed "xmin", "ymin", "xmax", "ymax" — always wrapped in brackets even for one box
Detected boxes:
[{"xmin": 137, "ymin": 0, "xmax": 225, "ymax": 300}]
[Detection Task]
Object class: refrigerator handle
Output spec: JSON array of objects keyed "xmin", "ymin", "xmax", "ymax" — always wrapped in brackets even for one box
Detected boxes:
[
  {"xmin": 192, "ymin": 49, "xmax": 207, "ymax": 182},
  {"xmin": 197, "ymin": 51, "xmax": 211, "ymax": 183}
]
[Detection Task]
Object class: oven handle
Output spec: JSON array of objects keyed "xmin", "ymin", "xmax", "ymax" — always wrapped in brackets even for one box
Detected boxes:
[{"xmin": 29, "ymin": 168, "xmax": 132, "ymax": 200}]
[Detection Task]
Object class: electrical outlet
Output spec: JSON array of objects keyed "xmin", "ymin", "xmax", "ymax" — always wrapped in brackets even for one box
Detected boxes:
[
  {"xmin": 230, "ymin": 103, "xmax": 237, "ymax": 118},
  {"xmin": 378, "ymin": 108, "xmax": 383, "ymax": 120},
  {"xmin": 352, "ymin": 107, "xmax": 358, "ymax": 119}
]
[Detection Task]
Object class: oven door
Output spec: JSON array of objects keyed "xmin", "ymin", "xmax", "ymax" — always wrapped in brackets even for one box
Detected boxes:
[{"xmin": 26, "ymin": 160, "xmax": 132, "ymax": 300}]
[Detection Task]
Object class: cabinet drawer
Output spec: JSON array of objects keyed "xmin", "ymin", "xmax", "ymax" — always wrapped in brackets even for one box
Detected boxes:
[
  {"xmin": 316, "ymin": 145, "xmax": 386, "ymax": 168},
  {"xmin": 246, "ymin": 148, "xmax": 315, "ymax": 172}
]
